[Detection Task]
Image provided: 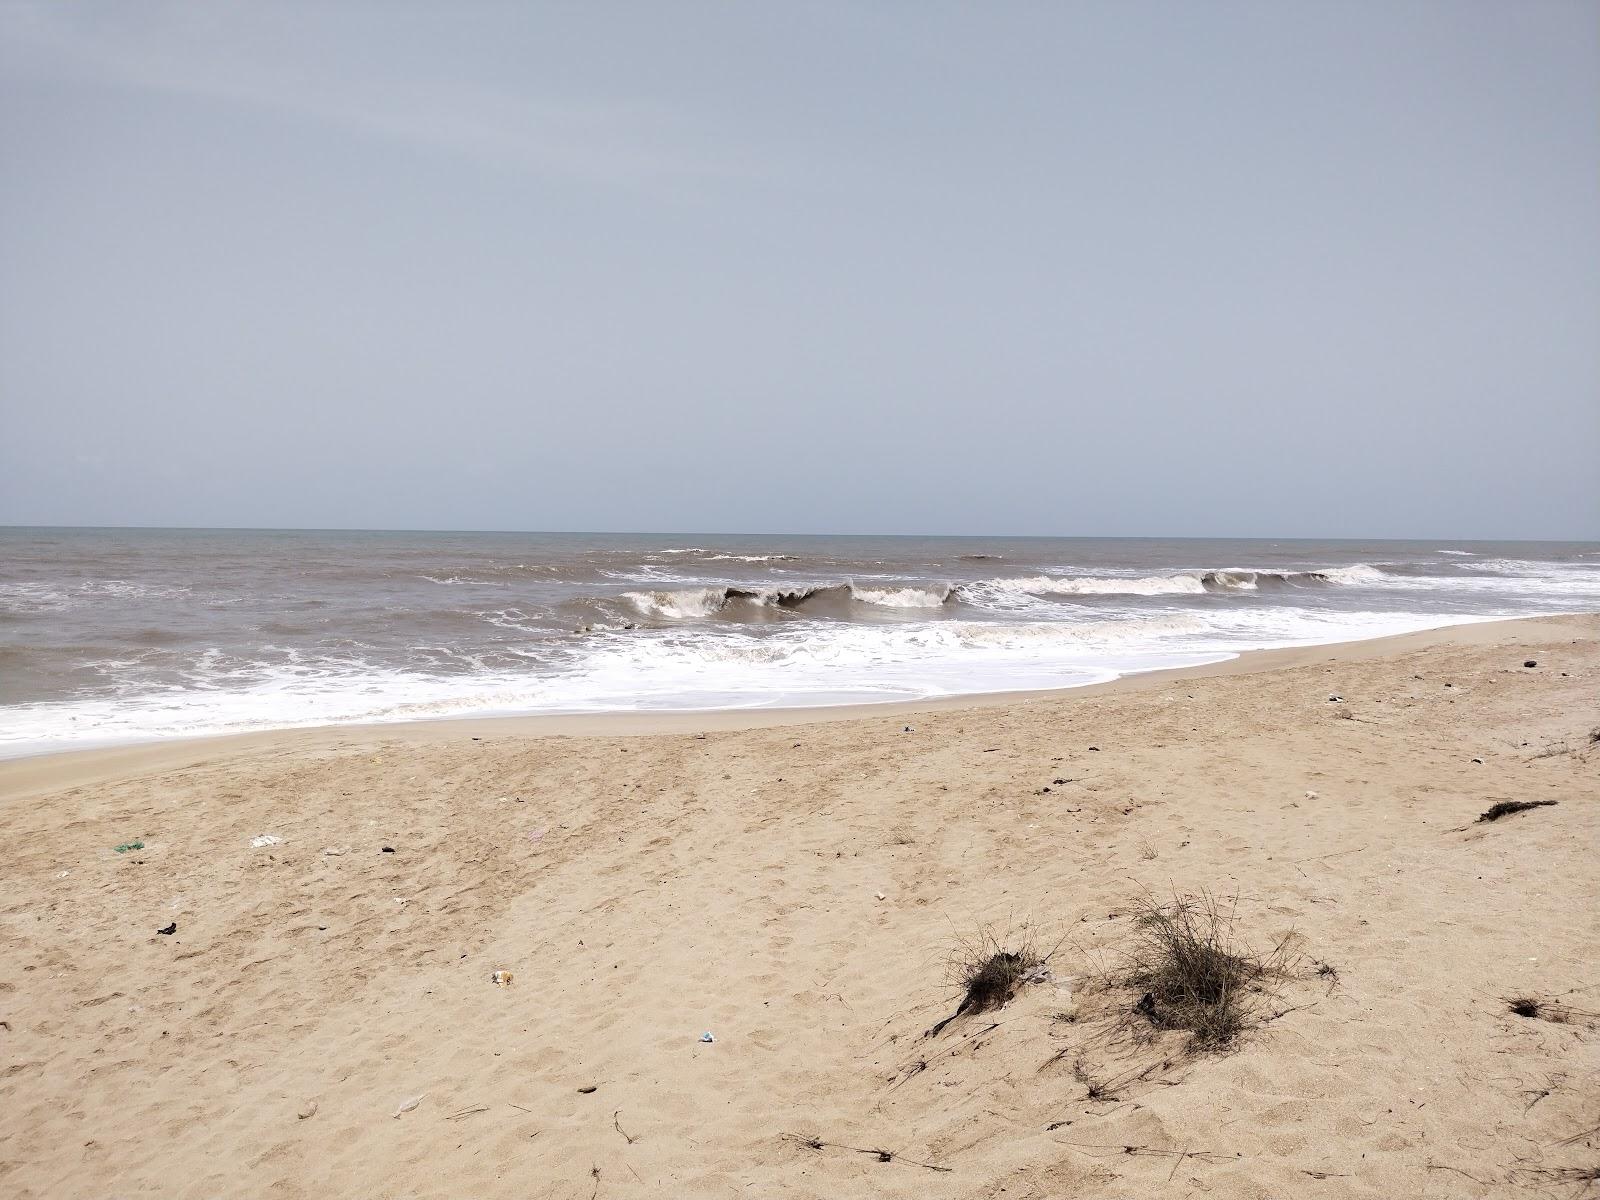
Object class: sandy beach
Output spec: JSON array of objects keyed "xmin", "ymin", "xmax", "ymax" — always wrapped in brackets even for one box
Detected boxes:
[{"xmin": 1, "ymin": 613, "xmax": 1595, "ymax": 1198}]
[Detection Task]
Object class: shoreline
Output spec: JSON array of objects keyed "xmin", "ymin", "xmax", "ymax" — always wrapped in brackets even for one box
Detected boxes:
[{"xmin": 0, "ymin": 612, "xmax": 1585, "ymax": 802}]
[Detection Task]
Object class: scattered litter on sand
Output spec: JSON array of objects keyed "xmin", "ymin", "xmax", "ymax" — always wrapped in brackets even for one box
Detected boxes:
[
  {"xmin": 699, "ymin": 1031, "xmax": 715, "ymax": 1043},
  {"xmin": 491, "ymin": 970, "xmax": 514, "ymax": 987},
  {"xmin": 249, "ymin": 835, "xmax": 282, "ymax": 849}
]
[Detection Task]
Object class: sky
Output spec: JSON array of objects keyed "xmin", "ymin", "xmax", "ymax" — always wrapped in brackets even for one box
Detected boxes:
[{"xmin": 1, "ymin": 1, "xmax": 1596, "ymax": 539}]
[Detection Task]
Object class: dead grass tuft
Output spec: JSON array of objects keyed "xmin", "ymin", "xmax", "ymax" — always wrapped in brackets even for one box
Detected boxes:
[
  {"xmin": 1508, "ymin": 1165, "xmax": 1600, "ymax": 1190},
  {"xmin": 925, "ymin": 924, "xmax": 1058, "ymax": 1038},
  {"xmin": 1072, "ymin": 1057, "xmax": 1117, "ymax": 1102},
  {"xmin": 1119, "ymin": 891, "xmax": 1293, "ymax": 1052},
  {"xmin": 1505, "ymin": 996, "xmax": 1600, "ymax": 1028}
]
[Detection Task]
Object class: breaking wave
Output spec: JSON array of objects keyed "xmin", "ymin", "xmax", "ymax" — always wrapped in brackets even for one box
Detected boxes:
[
  {"xmin": 623, "ymin": 581, "xmax": 952, "ymax": 618},
  {"xmin": 965, "ymin": 564, "xmax": 1393, "ymax": 600},
  {"xmin": 618, "ymin": 566, "xmax": 1403, "ymax": 619},
  {"xmin": 849, "ymin": 583, "xmax": 953, "ymax": 608}
]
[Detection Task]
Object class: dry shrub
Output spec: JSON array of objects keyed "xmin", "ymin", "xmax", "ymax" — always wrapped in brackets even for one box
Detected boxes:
[
  {"xmin": 1120, "ymin": 891, "xmax": 1292, "ymax": 1052},
  {"xmin": 926, "ymin": 925, "xmax": 1055, "ymax": 1038},
  {"xmin": 1071, "ymin": 1057, "xmax": 1116, "ymax": 1102},
  {"xmin": 1478, "ymin": 799, "xmax": 1557, "ymax": 823},
  {"xmin": 1505, "ymin": 996, "xmax": 1600, "ymax": 1027}
]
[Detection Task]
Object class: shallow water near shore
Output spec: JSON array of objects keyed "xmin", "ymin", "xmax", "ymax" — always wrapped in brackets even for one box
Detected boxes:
[{"xmin": 2, "ymin": 528, "xmax": 1597, "ymax": 755}]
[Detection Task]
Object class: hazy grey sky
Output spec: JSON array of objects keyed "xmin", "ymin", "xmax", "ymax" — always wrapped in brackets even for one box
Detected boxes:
[{"xmin": 1, "ymin": 1, "xmax": 1596, "ymax": 538}]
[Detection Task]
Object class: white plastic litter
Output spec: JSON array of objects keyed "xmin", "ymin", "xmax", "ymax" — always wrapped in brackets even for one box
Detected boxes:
[
  {"xmin": 250, "ymin": 835, "xmax": 283, "ymax": 848},
  {"xmin": 699, "ymin": 1031, "xmax": 715, "ymax": 1044},
  {"xmin": 393, "ymin": 1093, "xmax": 425, "ymax": 1118}
]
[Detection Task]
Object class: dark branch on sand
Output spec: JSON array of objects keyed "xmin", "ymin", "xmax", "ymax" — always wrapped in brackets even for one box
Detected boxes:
[
  {"xmin": 1477, "ymin": 799, "xmax": 1557, "ymax": 823},
  {"xmin": 783, "ymin": 1133, "xmax": 953, "ymax": 1173}
]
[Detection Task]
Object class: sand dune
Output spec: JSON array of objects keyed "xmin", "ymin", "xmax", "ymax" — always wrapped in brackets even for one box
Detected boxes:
[{"xmin": 1, "ymin": 615, "xmax": 1596, "ymax": 1198}]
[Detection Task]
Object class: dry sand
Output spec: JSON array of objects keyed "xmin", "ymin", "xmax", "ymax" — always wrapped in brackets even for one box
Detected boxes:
[{"xmin": 1, "ymin": 614, "xmax": 1596, "ymax": 1198}]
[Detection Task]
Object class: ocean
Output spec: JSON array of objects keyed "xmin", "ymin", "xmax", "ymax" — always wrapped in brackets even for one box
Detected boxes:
[{"xmin": 1, "ymin": 528, "xmax": 1596, "ymax": 757}]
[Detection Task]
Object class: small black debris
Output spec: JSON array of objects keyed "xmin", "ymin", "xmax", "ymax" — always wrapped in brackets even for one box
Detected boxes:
[
  {"xmin": 1523, "ymin": 660, "xmax": 1537, "ymax": 668},
  {"xmin": 1134, "ymin": 991, "xmax": 1158, "ymax": 1022},
  {"xmin": 381, "ymin": 846, "xmax": 396, "ymax": 853},
  {"xmin": 1471, "ymin": 757, "xmax": 1483, "ymax": 764},
  {"xmin": 578, "ymin": 1085, "xmax": 597, "ymax": 1094},
  {"xmin": 1477, "ymin": 799, "xmax": 1557, "ymax": 823},
  {"xmin": 156, "ymin": 922, "xmax": 177, "ymax": 936},
  {"xmin": 1088, "ymin": 745, "xmax": 1100, "ymax": 752}
]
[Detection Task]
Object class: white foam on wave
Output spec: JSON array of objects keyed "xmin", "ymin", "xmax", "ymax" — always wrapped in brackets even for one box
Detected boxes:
[
  {"xmin": 623, "ymin": 581, "xmax": 954, "ymax": 615},
  {"xmin": 976, "ymin": 573, "xmax": 1209, "ymax": 598},
  {"xmin": 419, "ymin": 574, "xmax": 505, "ymax": 587},
  {"xmin": 1445, "ymin": 558, "xmax": 1600, "ymax": 599},
  {"xmin": 0, "ymin": 579, "xmax": 193, "ymax": 614},
  {"xmin": 957, "ymin": 565, "xmax": 1395, "ymax": 604},
  {"xmin": 848, "ymin": 582, "xmax": 952, "ymax": 608},
  {"xmin": 1319, "ymin": 564, "xmax": 1390, "ymax": 585},
  {"xmin": 654, "ymin": 548, "xmax": 801, "ymax": 562},
  {"xmin": 623, "ymin": 587, "xmax": 732, "ymax": 619},
  {"xmin": 0, "ymin": 583, "xmax": 74, "ymax": 615},
  {"xmin": 0, "ymin": 605, "xmax": 1508, "ymax": 758}
]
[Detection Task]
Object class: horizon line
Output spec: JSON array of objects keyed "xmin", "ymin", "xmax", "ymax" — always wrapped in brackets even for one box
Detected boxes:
[{"xmin": 1, "ymin": 523, "xmax": 1594, "ymax": 544}]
